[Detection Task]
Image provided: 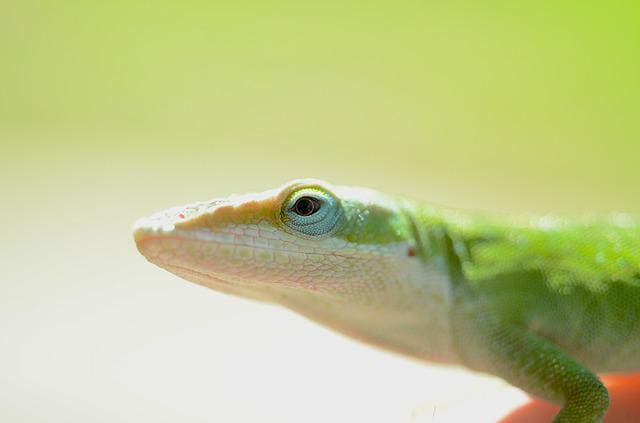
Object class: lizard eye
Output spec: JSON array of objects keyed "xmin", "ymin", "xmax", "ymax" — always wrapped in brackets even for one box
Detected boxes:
[
  {"xmin": 292, "ymin": 196, "xmax": 321, "ymax": 216},
  {"xmin": 281, "ymin": 187, "xmax": 342, "ymax": 237}
]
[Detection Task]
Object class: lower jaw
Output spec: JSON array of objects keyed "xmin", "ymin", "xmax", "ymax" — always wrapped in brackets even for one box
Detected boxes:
[{"xmin": 159, "ymin": 262, "xmax": 278, "ymax": 303}]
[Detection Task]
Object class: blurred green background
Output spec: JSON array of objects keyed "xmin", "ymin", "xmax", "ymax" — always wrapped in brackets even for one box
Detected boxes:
[{"xmin": 2, "ymin": 1, "xmax": 639, "ymax": 422}]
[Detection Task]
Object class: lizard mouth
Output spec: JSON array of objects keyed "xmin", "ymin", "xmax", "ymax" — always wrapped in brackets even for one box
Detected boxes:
[
  {"xmin": 160, "ymin": 263, "xmax": 234, "ymax": 286},
  {"xmin": 133, "ymin": 232, "xmax": 299, "ymax": 291},
  {"xmin": 153, "ymin": 259, "xmax": 278, "ymax": 301}
]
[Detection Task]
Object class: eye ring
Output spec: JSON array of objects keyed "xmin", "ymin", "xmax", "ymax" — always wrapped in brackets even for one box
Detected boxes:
[
  {"xmin": 292, "ymin": 196, "xmax": 321, "ymax": 216},
  {"xmin": 280, "ymin": 187, "xmax": 343, "ymax": 238}
]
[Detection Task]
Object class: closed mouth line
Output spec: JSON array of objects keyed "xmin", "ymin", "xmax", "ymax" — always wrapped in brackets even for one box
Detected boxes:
[{"xmin": 136, "ymin": 234, "xmax": 393, "ymax": 259}]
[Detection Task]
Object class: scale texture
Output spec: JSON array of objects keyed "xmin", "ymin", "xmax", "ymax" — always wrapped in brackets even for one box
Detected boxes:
[{"xmin": 134, "ymin": 179, "xmax": 640, "ymax": 422}]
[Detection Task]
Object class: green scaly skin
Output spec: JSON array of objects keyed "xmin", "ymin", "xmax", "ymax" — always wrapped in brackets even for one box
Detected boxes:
[{"xmin": 133, "ymin": 179, "xmax": 640, "ymax": 422}]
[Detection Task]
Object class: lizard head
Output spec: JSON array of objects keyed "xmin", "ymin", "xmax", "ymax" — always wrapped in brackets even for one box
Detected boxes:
[{"xmin": 133, "ymin": 179, "xmax": 452, "ymax": 360}]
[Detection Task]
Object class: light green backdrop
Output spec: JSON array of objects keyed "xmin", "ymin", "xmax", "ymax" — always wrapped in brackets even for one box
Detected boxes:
[{"xmin": 2, "ymin": 1, "xmax": 639, "ymax": 422}]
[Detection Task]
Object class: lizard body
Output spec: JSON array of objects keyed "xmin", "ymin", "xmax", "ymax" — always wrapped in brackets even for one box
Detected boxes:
[{"xmin": 133, "ymin": 179, "xmax": 640, "ymax": 422}]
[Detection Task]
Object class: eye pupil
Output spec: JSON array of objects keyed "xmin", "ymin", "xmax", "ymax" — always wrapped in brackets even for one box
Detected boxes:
[{"xmin": 293, "ymin": 196, "xmax": 320, "ymax": 216}]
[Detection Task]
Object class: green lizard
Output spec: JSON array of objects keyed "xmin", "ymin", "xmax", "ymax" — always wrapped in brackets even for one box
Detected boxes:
[{"xmin": 133, "ymin": 179, "xmax": 640, "ymax": 422}]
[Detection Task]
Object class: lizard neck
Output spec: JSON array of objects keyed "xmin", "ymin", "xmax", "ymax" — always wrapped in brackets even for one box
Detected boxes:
[{"xmin": 272, "ymin": 245, "xmax": 459, "ymax": 365}]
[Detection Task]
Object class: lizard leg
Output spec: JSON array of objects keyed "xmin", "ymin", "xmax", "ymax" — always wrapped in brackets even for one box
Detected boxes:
[{"xmin": 481, "ymin": 325, "xmax": 609, "ymax": 422}]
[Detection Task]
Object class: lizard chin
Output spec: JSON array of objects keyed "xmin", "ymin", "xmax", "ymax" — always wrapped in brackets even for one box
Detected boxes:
[{"xmin": 134, "ymin": 232, "xmax": 331, "ymax": 303}]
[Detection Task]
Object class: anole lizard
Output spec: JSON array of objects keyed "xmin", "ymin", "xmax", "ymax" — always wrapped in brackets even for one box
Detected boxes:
[{"xmin": 133, "ymin": 179, "xmax": 640, "ymax": 422}]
